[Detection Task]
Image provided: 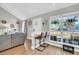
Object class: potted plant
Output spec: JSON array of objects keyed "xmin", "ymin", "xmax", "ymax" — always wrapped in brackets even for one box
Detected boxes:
[
  {"xmin": 51, "ymin": 20, "xmax": 59, "ymax": 24},
  {"xmin": 64, "ymin": 17, "xmax": 77, "ymax": 30},
  {"xmin": 51, "ymin": 19, "xmax": 60, "ymax": 30}
]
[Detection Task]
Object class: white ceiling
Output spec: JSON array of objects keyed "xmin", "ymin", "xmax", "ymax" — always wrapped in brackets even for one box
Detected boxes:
[{"xmin": 0, "ymin": 3, "xmax": 77, "ymax": 20}]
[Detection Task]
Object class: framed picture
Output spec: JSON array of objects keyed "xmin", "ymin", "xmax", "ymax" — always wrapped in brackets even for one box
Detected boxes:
[
  {"xmin": 28, "ymin": 20, "xmax": 32, "ymax": 25},
  {"xmin": 16, "ymin": 21, "xmax": 20, "ymax": 24},
  {"xmin": 1, "ymin": 20, "xmax": 7, "ymax": 24},
  {"xmin": 10, "ymin": 24, "xmax": 15, "ymax": 28}
]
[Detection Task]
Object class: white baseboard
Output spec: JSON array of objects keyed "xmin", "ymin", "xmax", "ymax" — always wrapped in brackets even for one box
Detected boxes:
[
  {"xmin": 45, "ymin": 41, "xmax": 62, "ymax": 48},
  {"xmin": 45, "ymin": 41, "xmax": 79, "ymax": 53}
]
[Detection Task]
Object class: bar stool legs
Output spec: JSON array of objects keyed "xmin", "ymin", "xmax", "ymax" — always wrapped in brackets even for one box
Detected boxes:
[
  {"xmin": 35, "ymin": 38, "xmax": 45, "ymax": 52},
  {"xmin": 40, "ymin": 32, "xmax": 49, "ymax": 48},
  {"xmin": 34, "ymin": 32, "xmax": 49, "ymax": 52},
  {"xmin": 35, "ymin": 37, "xmax": 49, "ymax": 52},
  {"xmin": 40, "ymin": 38, "xmax": 49, "ymax": 48}
]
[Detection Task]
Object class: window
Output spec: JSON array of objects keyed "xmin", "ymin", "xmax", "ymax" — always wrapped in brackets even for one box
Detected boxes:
[{"xmin": 49, "ymin": 15, "xmax": 79, "ymax": 47}]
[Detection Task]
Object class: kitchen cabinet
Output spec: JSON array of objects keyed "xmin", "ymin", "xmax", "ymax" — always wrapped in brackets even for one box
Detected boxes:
[
  {"xmin": 11, "ymin": 33, "xmax": 26, "ymax": 47},
  {"xmin": 0, "ymin": 35, "xmax": 11, "ymax": 51},
  {"xmin": 0, "ymin": 33, "xmax": 26, "ymax": 51}
]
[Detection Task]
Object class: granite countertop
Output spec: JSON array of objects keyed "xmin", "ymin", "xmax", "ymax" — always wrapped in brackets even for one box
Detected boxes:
[{"xmin": 0, "ymin": 32, "xmax": 25, "ymax": 36}]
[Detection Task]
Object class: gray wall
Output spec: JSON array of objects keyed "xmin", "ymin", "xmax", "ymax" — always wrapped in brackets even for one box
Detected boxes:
[
  {"xmin": 42, "ymin": 17, "xmax": 49, "ymax": 32},
  {"xmin": 25, "ymin": 17, "xmax": 49, "ymax": 37},
  {"xmin": 0, "ymin": 7, "xmax": 21, "ymax": 32},
  {"xmin": 26, "ymin": 19, "xmax": 33, "ymax": 37}
]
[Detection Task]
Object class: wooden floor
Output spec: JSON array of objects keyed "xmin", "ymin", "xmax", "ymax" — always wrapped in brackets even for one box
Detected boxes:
[
  {"xmin": 0, "ymin": 39, "xmax": 79, "ymax": 55},
  {"xmin": 0, "ymin": 44, "xmax": 79, "ymax": 55}
]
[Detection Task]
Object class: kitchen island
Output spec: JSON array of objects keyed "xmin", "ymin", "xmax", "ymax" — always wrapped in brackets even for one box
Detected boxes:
[{"xmin": 0, "ymin": 32, "xmax": 26, "ymax": 51}]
